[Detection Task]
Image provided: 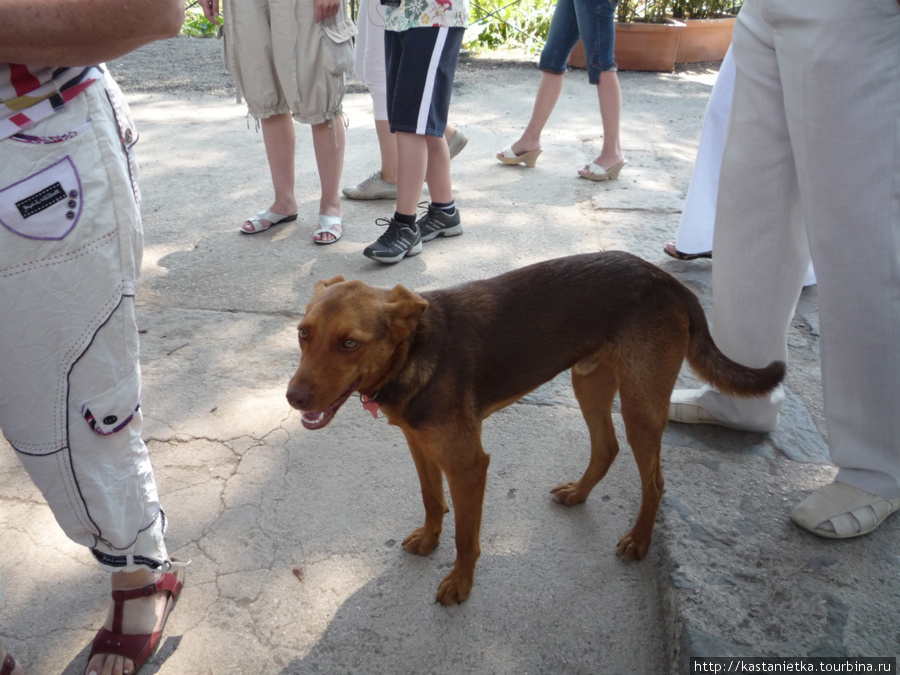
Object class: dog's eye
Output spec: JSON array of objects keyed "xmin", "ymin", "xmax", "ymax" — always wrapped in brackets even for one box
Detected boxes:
[
  {"xmin": 298, "ymin": 329, "xmax": 308, "ymax": 341},
  {"xmin": 342, "ymin": 339, "xmax": 360, "ymax": 351}
]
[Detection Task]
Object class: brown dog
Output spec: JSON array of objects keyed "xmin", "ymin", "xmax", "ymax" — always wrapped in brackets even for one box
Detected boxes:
[{"xmin": 286, "ymin": 252, "xmax": 784, "ymax": 605}]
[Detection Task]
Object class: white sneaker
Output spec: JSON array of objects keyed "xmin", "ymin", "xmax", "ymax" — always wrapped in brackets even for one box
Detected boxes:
[
  {"xmin": 342, "ymin": 172, "xmax": 398, "ymax": 200},
  {"xmin": 447, "ymin": 129, "xmax": 468, "ymax": 159},
  {"xmin": 668, "ymin": 386, "xmax": 778, "ymax": 433},
  {"xmin": 791, "ymin": 481, "xmax": 900, "ymax": 539}
]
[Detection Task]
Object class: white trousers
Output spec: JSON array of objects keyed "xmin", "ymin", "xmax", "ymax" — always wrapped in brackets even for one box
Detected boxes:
[
  {"xmin": 354, "ymin": 0, "xmax": 390, "ymax": 121},
  {"xmin": 704, "ymin": 0, "xmax": 900, "ymax": 498},
  {"xmin": 675, "ymin": 45, "xmax": 816, "ymax": 286},
  {"xmin": 674, "ymin": 45, "xmax": 735, "ymax": 256},
  {"xmin": 0, "ymin": 75, "xmax": 168, "ymax": 572}
]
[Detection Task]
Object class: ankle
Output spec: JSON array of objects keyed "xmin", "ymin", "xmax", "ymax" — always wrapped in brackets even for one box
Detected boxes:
[
  {"xmin": 111, "ymin": 568, "xmax": 159, "ymax": 591},
  {"xmin": 512, "ymin": 138, "xmax": 540, "ymax": 154},
  {"xmin": 393, "ymin": 212, "xmax": 416, "ymax": 226},
  {"xmin": 430, "ymin": 201, "xmax": 456, "ymax": 215},
  {"xmin": 271, "ymin": 198, "xmax": 297, "ymax": 216}
]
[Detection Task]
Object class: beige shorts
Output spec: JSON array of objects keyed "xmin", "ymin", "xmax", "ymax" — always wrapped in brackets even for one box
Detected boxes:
[{"xmin": 222, "ymin": 0, "xmax": 356, "ymax": 124}]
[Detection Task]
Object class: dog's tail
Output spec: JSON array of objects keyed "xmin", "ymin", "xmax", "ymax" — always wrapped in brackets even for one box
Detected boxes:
[{"xmin": 684, "ymin": 291, "xmax": 785, "ymax": 397}]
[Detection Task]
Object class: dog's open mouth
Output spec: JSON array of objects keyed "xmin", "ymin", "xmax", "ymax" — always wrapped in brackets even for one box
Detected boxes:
[{"xmin": 300, "ymin": 380, "xmax": 359, "ymax": 430}]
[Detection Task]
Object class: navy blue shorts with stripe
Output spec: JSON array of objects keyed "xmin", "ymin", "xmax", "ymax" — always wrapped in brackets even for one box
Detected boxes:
[{"xmin": 384, "ymin": 26, "xmax": 466, "ymax": 138}]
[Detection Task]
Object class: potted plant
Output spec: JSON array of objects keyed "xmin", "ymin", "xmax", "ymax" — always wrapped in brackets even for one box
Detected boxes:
[
  {"xmin": 569, "ymin": 0, "xmax": 741, "ymax": 72},
  {"xmin": 672, "ymin": 0, "xmax": 740, "ymax": 64},
  {"xmin": 613, "ymin": 0, "xmax": 686, "ymax": 72},
  {"xmin": 569, "ymin": 0, "xmax": 686, "ymax": 73}
]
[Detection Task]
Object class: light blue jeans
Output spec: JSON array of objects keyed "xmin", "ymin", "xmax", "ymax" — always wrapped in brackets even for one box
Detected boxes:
[{"xmin": 539, "ymin": 0, "xmax": 618, "ymax": 84}]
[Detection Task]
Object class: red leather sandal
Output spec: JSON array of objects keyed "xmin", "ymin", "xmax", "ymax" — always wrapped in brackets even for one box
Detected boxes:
[
  {"xmin": 1, "ymin": 653, "xmax": 17, "ymax": 675},
  {"xmin": 88, "ymin": 562, "xmax": 185, "ymax": 674}
]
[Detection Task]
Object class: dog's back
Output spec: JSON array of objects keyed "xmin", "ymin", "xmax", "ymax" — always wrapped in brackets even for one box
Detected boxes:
[{"xmin": 389, "ymin": 251, "xmax": 782, "ymax": 425}]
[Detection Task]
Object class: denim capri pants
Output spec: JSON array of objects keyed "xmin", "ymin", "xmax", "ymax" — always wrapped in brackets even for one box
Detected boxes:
[{"xmin": 539, "ymin": 0, "xmax": 619, "ymax": 84}]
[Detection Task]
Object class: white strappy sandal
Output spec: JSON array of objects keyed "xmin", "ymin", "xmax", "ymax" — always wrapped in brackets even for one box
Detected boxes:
[
  {"xmin": 578, "ymin": 160, "xmax": 626, "ymax": 182},
  {"xmin": 313, "ymin": 215, "xmax": 343, "ymax": 245},
  {"xmin": 240, "ymin": 210, "xmax": 298, "ymax": 234},
  {"xmin": 496, "ymin": 145, "xmax": 542, "ymax": 167}
]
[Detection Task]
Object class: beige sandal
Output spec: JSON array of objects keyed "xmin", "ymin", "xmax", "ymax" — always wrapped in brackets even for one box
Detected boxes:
[
  {"xmin": 578, "ymin": 160, "xmax": 626, "ymax": 181},
  {"xmin": 791, "ymin": 481, "xmax": 900, "ymax": 539},
  {"xmin": 496, "ymin": 145, "xmax": 542, "ymax": 167}
]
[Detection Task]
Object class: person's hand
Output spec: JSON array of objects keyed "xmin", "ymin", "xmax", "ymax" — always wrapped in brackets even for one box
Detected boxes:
[
  {"xmin": 314, "ymin": 0, "xmax": 340, "ymax": 22},
  {"xmin": 197, "ymin": 0, "xmax": 222, "ymax": 25}
]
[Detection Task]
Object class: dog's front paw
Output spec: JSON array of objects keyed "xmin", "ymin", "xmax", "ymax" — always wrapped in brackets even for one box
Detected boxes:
[
  {"xmin": 550, "ymin": 481, "xmax": 590, "ymax": 506},
  {"xmin": 435, "ymin": 566, "xmax": 474, "ymax": 605},
  {"xmin": 402, "ymin": 527, "xmax": 441, "ymax": 556},
  {"xmin": 616, "ymin": 530, "xmax": 650, "ymax": 561}
]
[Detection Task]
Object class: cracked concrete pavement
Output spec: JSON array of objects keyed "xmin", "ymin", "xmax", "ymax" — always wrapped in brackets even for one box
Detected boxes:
[{"xmin": 0, "ymin": 36, "xmax": 897, "ymax": 675}]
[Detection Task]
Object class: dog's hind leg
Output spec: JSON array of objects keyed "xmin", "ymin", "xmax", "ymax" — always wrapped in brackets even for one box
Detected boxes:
[
  {"xmin": 552, "ymin": 365, "xmax": 620, "ymax": 506},
  {"xmin": 401, "ymin": 430, "xmax": 450, "ymax": 557}
]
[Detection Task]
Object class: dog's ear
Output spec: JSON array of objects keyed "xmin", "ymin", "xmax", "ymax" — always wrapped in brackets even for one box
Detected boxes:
[
  {"xmin": 386, "ymin": 284, "xmax": 428, "ymax": 341},
  {"xmin": 312, "ymin": 275, "xmax": 346, "ymax": 297}
]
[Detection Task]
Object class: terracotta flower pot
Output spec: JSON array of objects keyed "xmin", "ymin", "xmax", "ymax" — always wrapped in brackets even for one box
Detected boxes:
[
  {"xmin": 675, "ymin": 16, "xmax": 736, "ymax": 64},
  {"xmin": 615, "ymin": 20, "xmax": 686, "ymax": 72},
  {"xmin": 568, "ymin": 20, "xmax": 686, "ymax": 73}
]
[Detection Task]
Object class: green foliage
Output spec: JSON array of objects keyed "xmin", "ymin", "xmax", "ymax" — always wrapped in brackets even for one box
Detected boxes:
[
  {"xmin": 181, "ymin": 0, "xmax": 220, "ymax": 38},
  {"xmin": 616, "ymin": 0, "xmax": 671, "ymax": 23},
  {"xmin": 670, "ymin": 0, "xmax": 741, "ymax": 19},
  {"xmin": 619, "ymin": 0, "xmax": 741, "ymax": 22},
  {"xmin": 464, "ymin": 0, "xmax": 555, "ymax": 54},
  {"xmin": 174, "ymin": 0, "xmax": 741, "ymax": 49},
  {"xmin": 463, "ymin": 0, "xmax": 741, "ymax": 47}
]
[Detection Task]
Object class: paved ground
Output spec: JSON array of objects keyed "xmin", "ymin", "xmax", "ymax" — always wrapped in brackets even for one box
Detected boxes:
[{"xmin": 0, "ymin": 36, "xmax": 897, "ymax": 675}]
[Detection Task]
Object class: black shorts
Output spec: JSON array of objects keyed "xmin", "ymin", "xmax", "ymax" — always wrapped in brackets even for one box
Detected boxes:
[{"xmin": 384, "ymin": 26, "xmax": 466, "ymax": 137}]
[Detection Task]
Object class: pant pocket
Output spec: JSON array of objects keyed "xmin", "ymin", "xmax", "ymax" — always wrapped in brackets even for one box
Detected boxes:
[
  {"xmin": 73, "ymin": 298, "xmax": 143, "ymax": 438},
  {"xmin": 321, "ymin": 13, "xmax": 358, "ymax": 76},
  {"xmin": 80, "ymin": 365, "xmax": 141, "ymax": 436},
  {"xmin": 0, "ymin": 129, "xmax": 91, "ymax": 240}
]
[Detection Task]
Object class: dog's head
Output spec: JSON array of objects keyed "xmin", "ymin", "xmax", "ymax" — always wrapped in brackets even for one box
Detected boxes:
[{"xmin": 285, "ymin": 276, "xmax": 428, "ymax": 429}]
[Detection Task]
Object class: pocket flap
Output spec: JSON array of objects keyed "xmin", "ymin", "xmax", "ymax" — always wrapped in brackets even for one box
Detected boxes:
[
  {"xmin": 80, "ymin": 367, "xmax": 141, "ymax": 436},
  {"xmin": 321, "ymin": 15, "xmax": 357, "ymax": 43},
  {"xmin": 0, "ymin": 155, "xmax": 82, "ymax": 240}
]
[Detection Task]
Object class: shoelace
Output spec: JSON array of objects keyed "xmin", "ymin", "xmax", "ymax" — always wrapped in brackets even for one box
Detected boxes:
[
  {"xmin": 372, "ymin": 217, "xmax": 414, "ymax": 248},
  {"xmin": 416, "ymin": 201, "xmax": 437, "ymax": 228}
]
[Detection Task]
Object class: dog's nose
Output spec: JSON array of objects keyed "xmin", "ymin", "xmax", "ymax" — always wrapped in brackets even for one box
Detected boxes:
[{"xmin": 286, "ymin": 385, "xmax": 311, "ymax": 410}]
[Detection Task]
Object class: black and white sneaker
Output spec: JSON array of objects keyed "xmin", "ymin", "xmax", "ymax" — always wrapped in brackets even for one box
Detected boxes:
[
  {"xmin": 363, "ymin": 217, "xmax": 423, "ymax": 264},
  {"xmin": 417, "ymin": 203, "xmax": 463, "ymax": 242}
]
